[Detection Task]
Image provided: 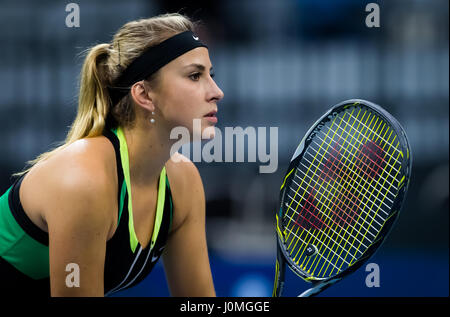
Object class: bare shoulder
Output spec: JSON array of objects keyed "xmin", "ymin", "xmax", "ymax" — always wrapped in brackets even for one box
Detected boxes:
[
  {"xmin": 165, "ymin": 153, "xmax": 205, "ymax": 231},
  {"xmin": 165, "ymin": 152, "xmax": 203, "ymax": 191},
  {"xmin": 34, "ymin": 137, "xmax": 118, "ymax": 296},
  {"xmin": 21, "ymin": 136, "xmax": 117, "ymax": 232}
]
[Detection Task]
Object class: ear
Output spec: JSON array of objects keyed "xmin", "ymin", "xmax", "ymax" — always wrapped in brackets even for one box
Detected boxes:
[{"xmin": 130, "ymin": 80, "xmax": 155, "ymax": 112}]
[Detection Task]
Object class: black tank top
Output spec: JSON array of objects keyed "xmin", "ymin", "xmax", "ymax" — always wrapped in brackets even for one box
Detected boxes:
[{"xmin": 0, "ymin": 127, "xmax": 173, "ymax": 296}]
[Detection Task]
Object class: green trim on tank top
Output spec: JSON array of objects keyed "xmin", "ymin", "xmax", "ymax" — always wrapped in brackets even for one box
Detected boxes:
[
  {"xmin": 112, "ymin": 127, "xmax": 167, "ymax": 253},
  {"xmin": 0, "ymin": 187, "xmax": 49, "ymax": 279}
]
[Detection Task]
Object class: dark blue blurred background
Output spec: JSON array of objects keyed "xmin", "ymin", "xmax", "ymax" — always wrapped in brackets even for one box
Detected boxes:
[{"xmin": 0, "ymin": 0, "xmax": 448, "ymax": 296}]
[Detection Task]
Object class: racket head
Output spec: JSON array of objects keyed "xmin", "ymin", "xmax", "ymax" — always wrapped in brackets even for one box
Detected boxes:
[{"xmin": 275, "ymin": 99, "xmax": 412, "ymax": 287}]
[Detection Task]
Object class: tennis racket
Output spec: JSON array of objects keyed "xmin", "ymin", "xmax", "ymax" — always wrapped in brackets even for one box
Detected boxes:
[{"xmin": 272, "ymin": 99, "xmax": 412, "ymax": 297}]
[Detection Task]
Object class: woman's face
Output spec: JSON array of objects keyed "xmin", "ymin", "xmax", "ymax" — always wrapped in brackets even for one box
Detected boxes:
[{"xmin": 151, "ymin": 47, "xmax": 224, "ymax": 140}]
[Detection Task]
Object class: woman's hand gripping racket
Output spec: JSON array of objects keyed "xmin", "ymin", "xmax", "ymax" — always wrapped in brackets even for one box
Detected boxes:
[{"xmin": 273, "ymin": 99, "xmax": 412, "ymax": 297}]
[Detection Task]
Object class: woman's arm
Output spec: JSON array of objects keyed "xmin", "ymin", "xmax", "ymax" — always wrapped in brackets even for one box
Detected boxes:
[
  {"xmin": 43, "ymin": 162, "xmax": 114, "ymax": 297},
  {"xmin": 163, "ymin": 155, "xmax": 215, "ymax": 296}
]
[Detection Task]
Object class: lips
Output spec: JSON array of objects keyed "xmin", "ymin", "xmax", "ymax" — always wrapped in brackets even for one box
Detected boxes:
[
  {"xmin": 204, "ymin": 110, "xmax": 217, "ymax": 117},
  {"xmin": 203, "ymin": 110, "xmax": 218, "ymax": 123}
]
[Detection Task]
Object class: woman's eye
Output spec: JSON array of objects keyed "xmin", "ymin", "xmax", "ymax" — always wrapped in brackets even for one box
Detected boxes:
[{"xmin": 189, "ymin": 73, "xmax": 201, "ymax": 81}]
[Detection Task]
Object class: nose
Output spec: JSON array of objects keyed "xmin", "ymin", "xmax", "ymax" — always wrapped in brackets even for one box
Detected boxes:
[{"xmin": 207, "ymin": 77, "xmax": 224, "ymax": 103}]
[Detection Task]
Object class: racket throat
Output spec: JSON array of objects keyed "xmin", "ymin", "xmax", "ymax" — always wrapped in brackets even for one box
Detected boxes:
[{"xmin": 298, "ymin": 277, "xmax": 341, "ymax": 297}]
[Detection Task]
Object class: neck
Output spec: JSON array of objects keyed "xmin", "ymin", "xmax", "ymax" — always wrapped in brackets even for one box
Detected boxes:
[{"xmin": 122, "ymin": 121, "xmax": 174, "ymax": 188}]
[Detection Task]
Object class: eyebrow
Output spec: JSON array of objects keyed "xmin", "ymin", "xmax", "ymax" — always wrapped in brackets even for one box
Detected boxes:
[{"xmin": 184, "ymin": 63, "xmax": 214, "ymax": 72}]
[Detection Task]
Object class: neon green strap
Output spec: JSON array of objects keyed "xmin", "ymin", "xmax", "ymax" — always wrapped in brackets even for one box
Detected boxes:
[
  {"xmin": 116, "ymin": 127, "xmax": 138, "ymax": 252},
  {"xmin": 115, "ymin": 126, "xmax": 166, "ymax": 253},
  {"xmin": 151, "ymin": 167, "xmax": 166, "ymax": 250}
]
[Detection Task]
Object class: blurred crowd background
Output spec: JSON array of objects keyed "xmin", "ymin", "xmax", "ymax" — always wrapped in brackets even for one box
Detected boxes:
[{"xmin": 0, "ymin": 0, "xmax": 448, "ymax": 296}]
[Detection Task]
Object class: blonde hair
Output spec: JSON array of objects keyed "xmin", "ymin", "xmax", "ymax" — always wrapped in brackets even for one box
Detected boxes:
[{"xmin": 14, "ymin": 13, "xmax": 195, "ymax": 177}]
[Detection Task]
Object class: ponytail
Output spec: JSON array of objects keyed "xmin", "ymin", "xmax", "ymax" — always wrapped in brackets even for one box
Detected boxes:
[{"xmin": 67, "ymin": 43, "xmax": 111, "ymax": 141}]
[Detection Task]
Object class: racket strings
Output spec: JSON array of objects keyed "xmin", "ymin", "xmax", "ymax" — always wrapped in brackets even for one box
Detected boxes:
[
  {"xmin": 311, "ymin": 136, "xmax": 397, "ymax": 203},
  {"xmin": 284, "ymin": 226, "xmax": 352, "ymax": 270},
  {"xmin": 291, "ymin": 190, "xmax": 327, "ymax": 231},
  {"xmin": 288, "ymin": 109, "xmax": 370, "ymax": 239},
  {"xmin": 318, "ymin": 141, "xmax": 370, "ymax": 228},
  {"xmin": 291, "ymin": 155, "xmax": 385, "ymax": 235},
  {"xmin": 309, "ymin": 136, "xmax": 390, "ymax": 222},
  {"xmin": 283, "ymin": 110, "xmax": 348, "ymax": 242},
  {"xmin": 288, "ymin": 174, "xmax": 379, "ymax": 243},
  {"xmin": 319, "ymin": 118, "xmax": 401, "ymax": 178},
  {"xmin": 287, "ymin": 110, "xmax": 394, "ymax": 232},
  {"xmin": 319, "ymin": 138, "xmax": 386, "ymax": 185},
  {"xmin": 313, "ymin": 109, "xmax": 401, "ymax": 177},
  {"xmin": 308, "ymin": 136, "xmax": 396, "ymax": 210},
  {"xmin": 320, "ymin": 140, "xmax": 344, "ymax": 183},
  {"xmin": 303, "ymin": 111, "xmax": 398, "ymax": 275},
  {"xmin": 285, "ymin": 188, "xmax": 368, "ymax": 250},
  {"xmin": 359, "ymin": 141, "xmax": 386, "ymax": 178},
  {"xmin": 315, "ymin": 138, "xmax": 390, "ymax": 189},
  {"xmin": 292, "ymin": 161, "xmax": 385, "ymax": 240},
  {"xmin": 282, "ymin": 106, "xmax": 403, "ymax": 278},
  {"xmin": 335, "ymin": 113, "xmax": 403, "ymax": 270},
  {"xmin": 345, "ymin": 134, "xmax": 403, "ymax": 269},
  {"xmin": 306, "ymin": 110, "xmax": 400, "ymax": 276},
  {"xmin": 285, "ymin": 110, "xmax": 360, "ymax": 275},
  {"xmin": 283, "ymin": 200, "xmax": 362, "ymax": 260},
  {"xmin": 344, "ymin": 108, "xmax": 403, "ymax": 161}
]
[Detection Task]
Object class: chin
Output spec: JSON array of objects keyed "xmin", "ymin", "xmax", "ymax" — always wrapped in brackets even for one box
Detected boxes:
[{"xmin": 202, "ymin": 126, "xmax": 216, "ymax": 140}]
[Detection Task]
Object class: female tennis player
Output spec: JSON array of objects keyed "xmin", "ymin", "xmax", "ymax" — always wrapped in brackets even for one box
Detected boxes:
[{"xmin": 0, "ymin": 13, "xmax": 223, "ymax": 297}]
